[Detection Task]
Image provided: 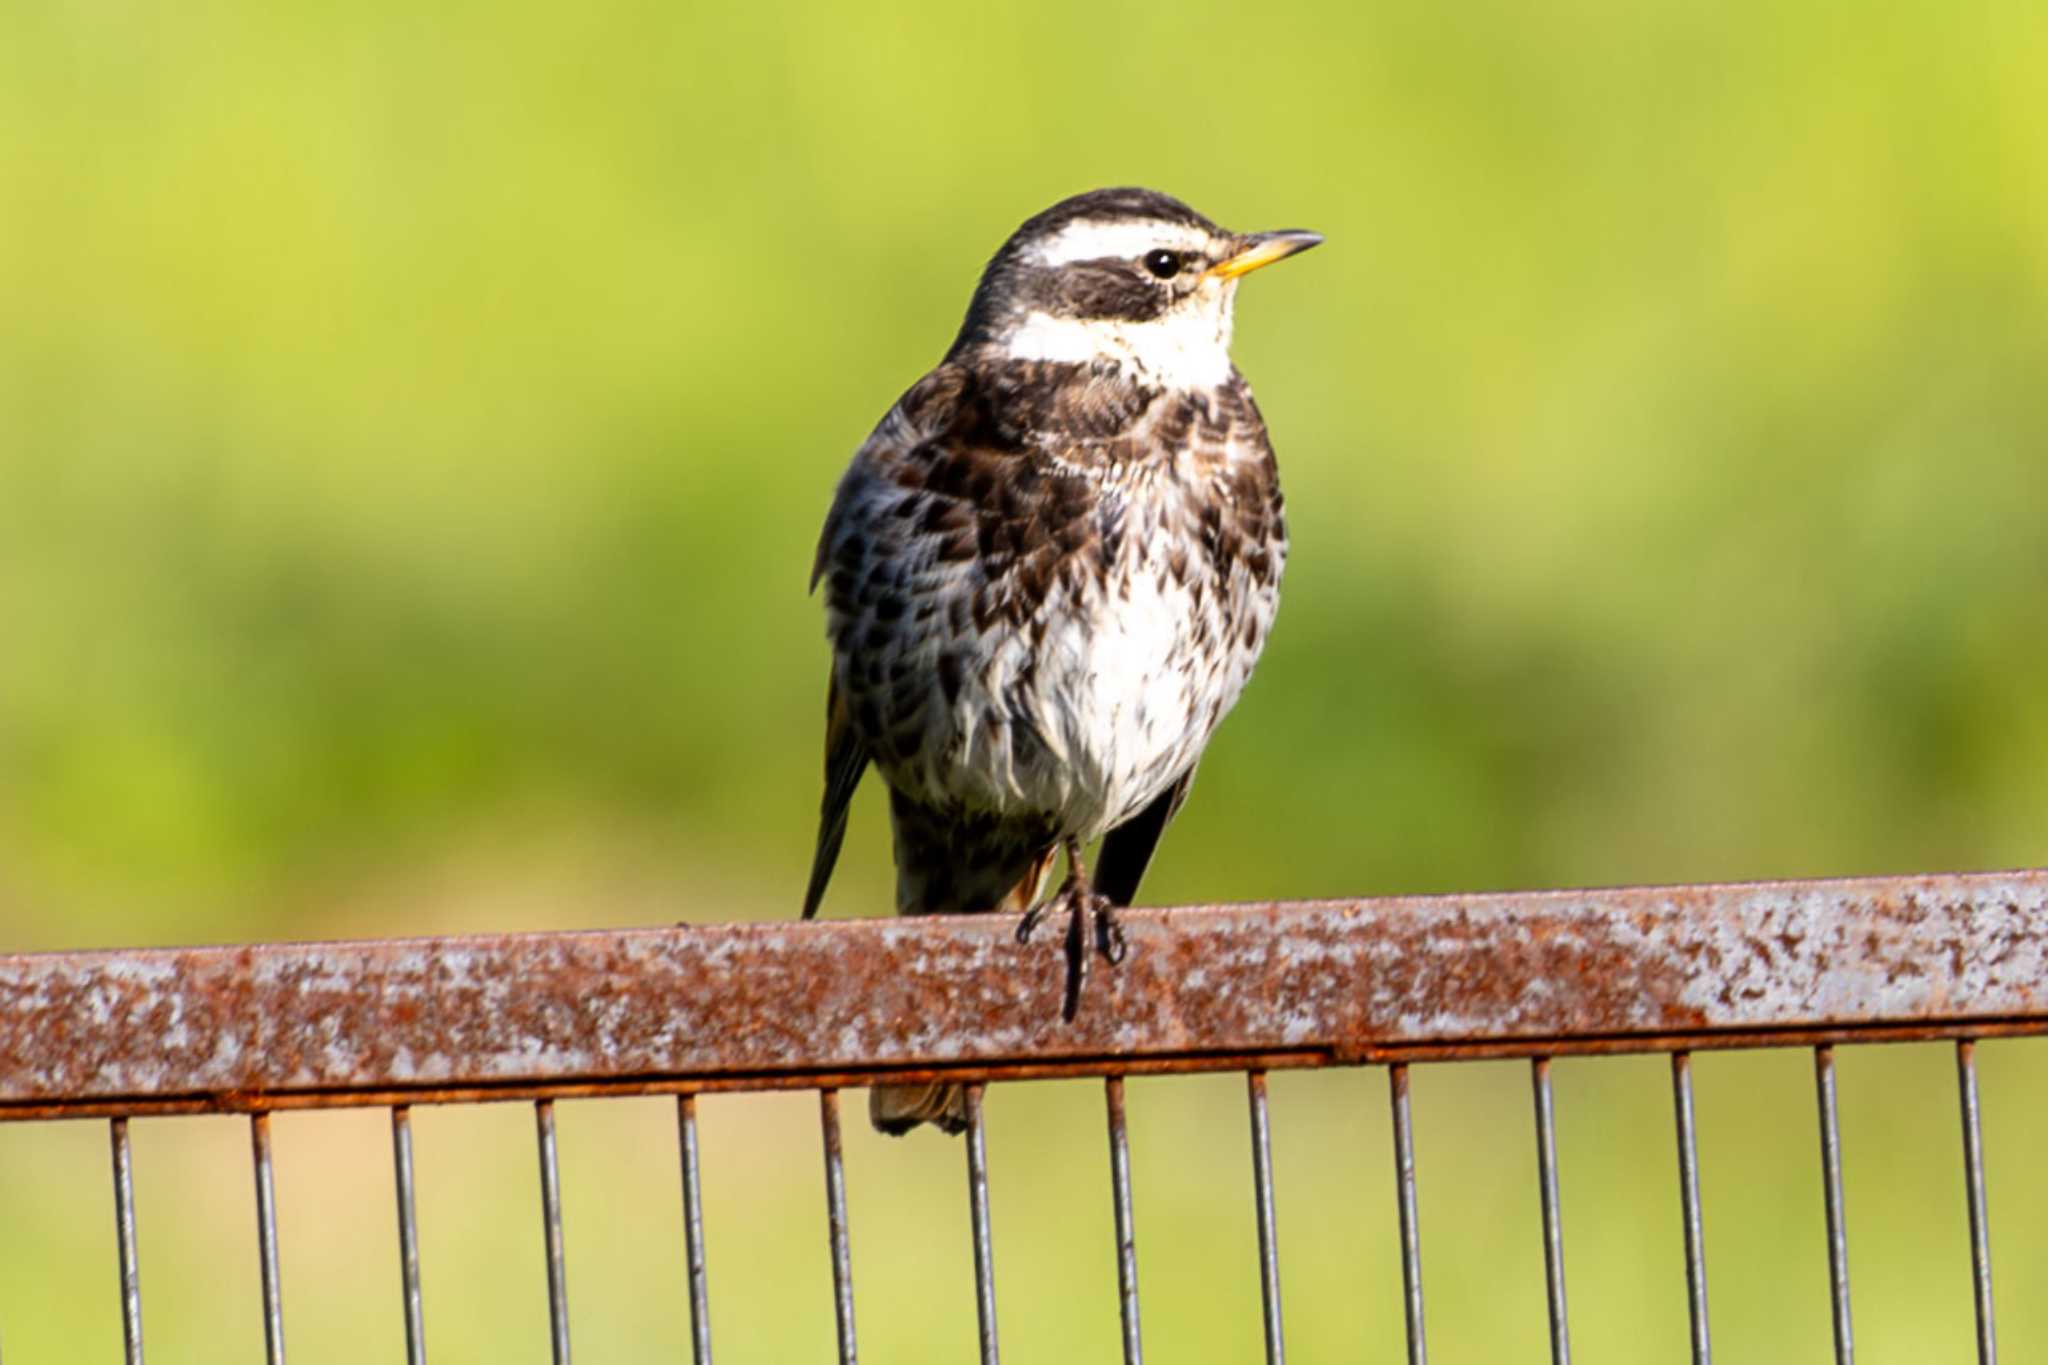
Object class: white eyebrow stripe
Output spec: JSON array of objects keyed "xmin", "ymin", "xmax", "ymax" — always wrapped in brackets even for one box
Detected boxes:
[{"xmin": 1034, "ymin": 219, "xmax": 1210, "ymax": 266}]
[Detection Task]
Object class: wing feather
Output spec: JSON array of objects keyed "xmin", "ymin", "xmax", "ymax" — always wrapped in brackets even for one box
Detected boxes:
[
  {"xmin": 801, "ymin": 674, "xmax": 871, "ymax": 918},
  {"xmin": 1092, "ymin": 765, "xmax": 1198, "ymax": 907}
]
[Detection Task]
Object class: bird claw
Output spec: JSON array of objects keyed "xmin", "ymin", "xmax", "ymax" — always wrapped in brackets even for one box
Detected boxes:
[
  {"xmin": 1096, "ymin": 903, "xmax": 1128, "ymax": 964},
  {"xmin": 1018, "ymin": 873, "xmax": 1129, "ymax": 1019},
  {"xmin": 1016, "ymin": 899, "xmax": 1053, "ymax": 943}
]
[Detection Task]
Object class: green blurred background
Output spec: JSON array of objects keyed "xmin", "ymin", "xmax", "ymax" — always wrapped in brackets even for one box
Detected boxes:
[{"xmin": 3, "ymin": 1, "xmax": 2046, "ymax": 1360}]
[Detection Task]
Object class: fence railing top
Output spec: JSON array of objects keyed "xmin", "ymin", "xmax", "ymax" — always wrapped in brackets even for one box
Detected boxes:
[{"xmin": 4, "ymin": 869, "xmax": 2045, "ymax": 1119}]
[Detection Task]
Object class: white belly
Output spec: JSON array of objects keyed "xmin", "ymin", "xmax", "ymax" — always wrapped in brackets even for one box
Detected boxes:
[{"xmin": 886, "ymin": 552, "xmax": 1273, "ymax": 840}]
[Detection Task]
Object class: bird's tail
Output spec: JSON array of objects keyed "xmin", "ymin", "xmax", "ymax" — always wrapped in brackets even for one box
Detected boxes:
[
  {"xmin": 870, "ymin": 1082, "xmax": 970, "ymax": 1135},
  {"xmin": 872, "ymin": 798, "xmax": 1057, "ymax": 1136}
]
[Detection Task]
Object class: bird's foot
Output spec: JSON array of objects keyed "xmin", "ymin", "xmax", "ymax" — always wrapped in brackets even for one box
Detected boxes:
[
  {"xmin": 1015, "ymin": 869, "xmax": 1111, "ymax": 951},
  {"xmin": 1017, "ymin": 855, "xmax": 1126, "ymax": 1021},
  {"xmin": 1014, "ymin": 893, "xmax": 1060, "ymax": 945},
  {"xmin": 1095, "ymin": 900, "xmax": 1128, "ymax": 964}
]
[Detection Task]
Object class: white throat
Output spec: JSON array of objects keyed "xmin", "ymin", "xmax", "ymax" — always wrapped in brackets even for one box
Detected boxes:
[{"xmin": 1000, "ymin": 304, "xmax": 1236, "ymax": 389}]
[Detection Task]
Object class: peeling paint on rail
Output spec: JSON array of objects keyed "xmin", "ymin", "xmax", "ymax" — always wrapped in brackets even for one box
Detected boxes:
[{"xmin": 3, "ymin": 870, "xmax": 2046, "ymax": 1119}]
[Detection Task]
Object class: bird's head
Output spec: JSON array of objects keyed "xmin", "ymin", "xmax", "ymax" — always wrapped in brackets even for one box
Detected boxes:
[{"xmin": 950, "ymin": 187, "xmax": 1322, "ymax": 390}]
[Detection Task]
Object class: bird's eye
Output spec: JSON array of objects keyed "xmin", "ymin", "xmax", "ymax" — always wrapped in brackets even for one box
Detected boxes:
[{"xmin": 1142, "ymin": 249, "xmax": 1183, "ymax": 279}]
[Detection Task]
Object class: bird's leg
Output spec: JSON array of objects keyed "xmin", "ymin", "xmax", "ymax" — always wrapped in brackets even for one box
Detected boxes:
[
  {"xmin": 1059, "ymin": 839, "xmax": 1129, "ymax": 965},
  {"xmin": 1016, "ymin": 837, "xmax": 1127, "ymax": 1020},
  {"xmin": 1015, "ymin": 837, "xmax": 1095, "ymax": 944}
]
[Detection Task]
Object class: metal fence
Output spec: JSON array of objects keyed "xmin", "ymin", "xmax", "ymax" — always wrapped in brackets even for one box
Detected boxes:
[{"xmin": 4, "ymin": 868, "xmax": 2044, "ymax": 1364}]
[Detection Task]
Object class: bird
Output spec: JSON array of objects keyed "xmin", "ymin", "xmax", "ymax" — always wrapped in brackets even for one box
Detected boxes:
[{"xmin": 802, "ymin": 187, "xmax": 1320, "ymax": 1134}]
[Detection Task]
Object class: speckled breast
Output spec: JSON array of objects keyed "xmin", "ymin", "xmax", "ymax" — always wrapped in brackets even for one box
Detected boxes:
[{"xmin": 819, "ymin": 368, "xmax": 1287, "ymax": 839}]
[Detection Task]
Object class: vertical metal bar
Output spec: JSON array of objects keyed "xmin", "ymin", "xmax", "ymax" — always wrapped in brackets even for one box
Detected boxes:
[
  {"xmin": 535, "ymin": 1100, "xmax": 572, "ymax": 1365},
  {"xmin": 1246, "ymin": 1071, "xmax": 1286, "ymax": 1365},
  {"xmin": 1956, "ymin": 1041, "xmax": 1998, "ymax": 1365},
  {"xmin": 1814, "ymin": 1045, "xmax": 1854, "ymax": 1365},
  {"xmin": 820, "ymin": 1089, "xmax": 858, "ymax": 1365},
  {"xmin": 1388, "ymin": 1064, "xmax": 1427, "ymax": 1365},
  {"xmin": 250, "ymin": 1113, "xmax": 286, "ymax": 1365},
  {"xmin": 677, "ymin": 1095, "xmax": 713, "ymax": 1365},
  {"xmin": 1530, "ymin": 1058, "xmax": 1571, "ymax": 1365},
  {"xmin": 964, "ymin": 1084, "xmax": 1001, "ymax": 1365},
  {"xmin": 110, "ymin": 1117, "xmax": 144, "ymax": 1365},
  {"xmin": 1104, "ymin": 1077, "xmax": 1144, "ymax": 1365},
  {"xmin": 391, "ymin": 1106, "xmax": 426, "ymax": 1365},
  {"xmin": 1670, "ymin": 1053, "xmax": 1711, "ymax": 1365}
]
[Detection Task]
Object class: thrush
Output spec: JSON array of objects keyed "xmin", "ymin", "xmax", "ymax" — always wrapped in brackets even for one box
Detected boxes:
[{"xmin": 802, "ymin": 187, "xmax": 1320, "ymax": 1134}]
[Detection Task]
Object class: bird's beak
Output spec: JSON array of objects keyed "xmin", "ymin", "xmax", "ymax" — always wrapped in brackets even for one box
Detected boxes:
[{"xmin": 1207, "ymin": 229, "xmax": 1324, "ymax": 280}]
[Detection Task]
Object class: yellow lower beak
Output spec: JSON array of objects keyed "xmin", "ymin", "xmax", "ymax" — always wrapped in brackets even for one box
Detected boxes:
[{"xmin": 1207, "ymin": 229, "xmax": 1324, "ymax": 280}]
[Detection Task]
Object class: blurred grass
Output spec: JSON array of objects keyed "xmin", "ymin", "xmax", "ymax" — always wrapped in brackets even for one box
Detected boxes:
[{"xmin": 2, "ymin": 0, "xmax": 2046, "ymax": 1359}]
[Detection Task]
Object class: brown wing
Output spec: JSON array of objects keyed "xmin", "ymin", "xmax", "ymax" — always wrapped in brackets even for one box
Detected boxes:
[
  {"xmin": 1092, "ymin": 765, "xmax": 1198, "ymax": 907},
  {"xmin": 801, "ymin": 673, "xmax": 871, "ymax": 919},
  {"xmin": 802, "ymin": 376, "xmax": 965, "ymax": 919}
]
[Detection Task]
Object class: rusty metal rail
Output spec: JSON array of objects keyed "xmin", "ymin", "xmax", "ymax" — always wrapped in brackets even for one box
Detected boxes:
[
  {"xmin": 6, "ymin": 870, "xmax": 2046, "ymax": 1117},
  {"xmin": 3, "ymin": 868, "xmax": 2041, "ymax": 1363}
]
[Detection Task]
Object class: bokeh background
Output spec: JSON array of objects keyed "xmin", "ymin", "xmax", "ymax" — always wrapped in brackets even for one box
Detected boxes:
[{"xmin": 4, "ymin": 1, "xmax": 2047, "ymax": 1360}]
